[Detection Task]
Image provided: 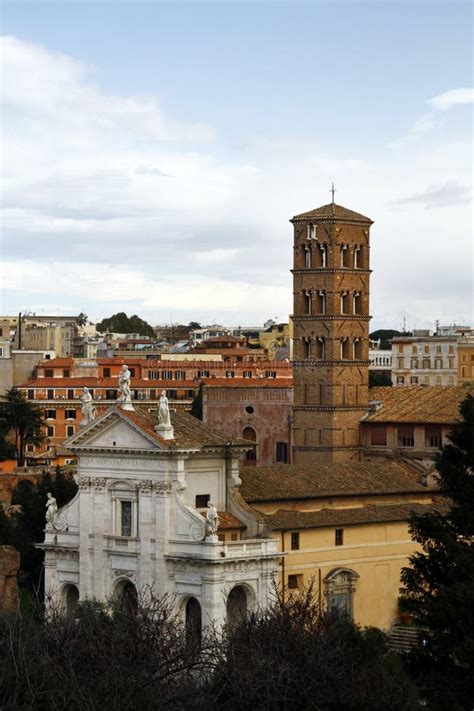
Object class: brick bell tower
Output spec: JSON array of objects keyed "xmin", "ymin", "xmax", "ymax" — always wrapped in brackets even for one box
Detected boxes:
[{"xmin": 290, "ymin": 193, "xmax": 373, "ymax": 464}]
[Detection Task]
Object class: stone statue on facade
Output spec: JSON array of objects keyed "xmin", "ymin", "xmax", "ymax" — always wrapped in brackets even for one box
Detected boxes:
[
  {"xmin": 155, "ymin": 390, "xmax": 174, "ymax": 440},
  {"xmin": 45, "ymin": 493, "xmax": 58, "ymax": 532},
  {"xmin": 158, "ymin": 390, "xmax": 171, "ymax": 427},
  {"xmin": 118, "ymin": 364, "xmax": 134, "ymax": 410},
  {"xmin": 81, "ymin": 387, "xmax": 96, "ymax": 426},
  {"xmin": 205, "ymin": 502, "xmax": 219, "ymax": 541}
]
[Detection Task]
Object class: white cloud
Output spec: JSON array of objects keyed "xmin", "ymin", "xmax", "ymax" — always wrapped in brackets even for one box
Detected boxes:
[
  {"xmin": 1, "ymin": 36, "xmax": 472, "ymax": 330},
  {"xmin": 428, "ymin": 88, "xmax": 474, "ymax": 111}
]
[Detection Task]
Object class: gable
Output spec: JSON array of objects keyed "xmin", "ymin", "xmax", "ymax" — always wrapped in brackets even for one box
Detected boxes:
[{"xmin": 84, "ymin": 419, "xmax": 160, "ymax": 450}]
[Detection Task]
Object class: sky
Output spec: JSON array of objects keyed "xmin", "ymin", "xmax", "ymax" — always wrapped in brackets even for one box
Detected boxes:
[{"xmin": 1, "ymin": 0, "xmax": 473, "ymax": 331}]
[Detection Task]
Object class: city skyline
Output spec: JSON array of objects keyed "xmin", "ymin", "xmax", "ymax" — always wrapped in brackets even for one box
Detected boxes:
[{"xmin": 1, "ymin": 1, "xmax": 472, "ymax": 330}]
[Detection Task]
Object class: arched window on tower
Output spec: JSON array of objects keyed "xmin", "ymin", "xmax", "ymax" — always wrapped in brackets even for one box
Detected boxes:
[
  {"xmin": 315, "ymin": 337, "xmax": 325, "ymax": 360},
  {"xmin": 340, "ymin": 291, "xmax": 349, "ymax": 315},
  {"xmin": 340, "ymin": 338, "xmax": 351, "ymax": 360},
  {"xmin": 304, "ymin": 290, "xmax": 312, "ymax": 315},
  {"xmin": 304, "ymin": 246, "xmax": 312, "ymax": 268},
  {"xmin": 303, "ymin": 336, "xmax": 312, "ymax": 359},
  {"xmin": 340, "ymin": 244, "xmax": 350, "ymax": 268},
  {"xmin": 308, "ymin": 223, "xmax": 317, "ymax": 240},
  {"xmin": 185, "ymin": 597, "xmax": 202, "ymax": 647},
  {"xmin": 353, "ymin": 292, "xmax": 362, "ymax": 315},
  {"xmin": 317, "ymin": 290, "xmax": 326, "ymax": 314},
  {"xmin": 354, "ymin": 245, "xmax": 361, "ymax": 268},
  {"xmin": 319, "ymin": 244, "xmax": 327, "ymax": 268},
  {"xmin": 354, "ymin": 338, "xmax": 363, "ymax": 360}
]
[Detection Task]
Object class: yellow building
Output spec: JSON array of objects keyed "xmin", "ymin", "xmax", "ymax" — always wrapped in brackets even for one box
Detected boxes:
[
  {"xmin": 259, "ymin": 323, "xmax": 290, "ymax": 359},
  {"xmin": 241, "ymin": 458, "xmax": 440, "ymax": 630},
  {"xmin": 458, "ymin": 339, "xmax": 474, "ymax": 383}
]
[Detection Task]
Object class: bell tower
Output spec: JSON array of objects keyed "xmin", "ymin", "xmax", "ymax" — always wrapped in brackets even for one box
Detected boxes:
[{"xmin": 290, "ymin": 197, "xmax": 373, "ymax": 464}]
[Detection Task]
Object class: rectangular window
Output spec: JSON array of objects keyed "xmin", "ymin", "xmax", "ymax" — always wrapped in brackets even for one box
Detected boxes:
[
  {"xmin": 47, "ymin": 389, "xmax": 54, "ymax": 399},
  {"xmin": 63, "ymin": 369, "xmax": 70, "ymax": 377},
  {"xmin": 129, "ymin": 367, "xmax": 135, "ymax": 378},
  {"xmin": 44, "ymin": 369, "xmax": 53, "ymax": 377},
  {"xmin": 422, "ymin": 358, "xmax": 430, "ymax": 369},
  {"xmin": 162, "ymin": 370, "xmax": 173, "ymax": 380},
  {"xmin": 47, "ymin": 425, "xmax": 55, "ymax": 437},
  {"xmin": 168, "ymin": 389, "xmax": 177, "ymax": 399},
  {"xmin": 67, "ymin": 389, "xmax": 74, "ymax": 399},
  {"xmin": 195, "ymin": 494, "xmax": 210, "ymax": 509},
  {"xmin": 230, "ymin": 532, "xmax": 238, "ymax": 541},
  {"xmin": 335, "ymin": 528, "xmax": 344, "ymax": 546},
  {"xmin": 398, "ymin": 425, "xmax": 414, "ymax": 447},
  {"xmin": 0, "ymin": 347, "xmax": 3, "ymax": 358},
  {"xmin": 276, "ymin": 441, "xmax": 289, "ymax": 463},
  {"xmin": 243, "ymin": 370, "xmax": 253, "ymax": 378},
  {"xmin": 120, "ymin": 501, "xmax": 132, "ymax": 537},
  {"xmin": 150, "ymin": 389, "xmax": 157, "ymax": 399},
  {"xmin": 396, "ymin": 376, "xmax": 405, "ymax": 385},
  {"xmin": 175, "ymin": 370, "xmax": 186, "ymax": 380},
  {"xmin": 27, "ymin": 389, "xmax": 34, "ymax": 400},
  {"xmin": 410, "ymin": 359, "xmax": 418, "ymax": 369},
  {"xmin": 425, "ymin": 425, "xmax": 442, "ymax": 448},
  {"xmin": 287, "ymin": 574, "xmax": 301, "ymax": 590},
  {"xmin": 198, "ymin": 370, "xmax": 210, "ymax": 378},
  {"xmin": 66, "ymin": 425, "xmax": 75, "ymax": 437},
  {"xmin": 65, "ymin": 409, "xmax": 76, "ymax": 419},
  {"xmin": 291, "ymin": 532, "xmax": 300, "ymax": 550},
  {"xmin": 149, "ymin": 370, "xmax": 159, "ymax": 380},
  {"xmin": 106, "ymin": 389, "xmax": 117, "ymax": 400},
  {"xmin": 410, "ymin": 376, "xmax": 419, "ymax": 384},
  {"xmin": 103, "ymin": 367, "xmax": 111, "ymax": 378},
  {"xmin": 370, "ymin": 425, "xmax": 387, "ymax": 446},
  {"xmin": 46, "ymin": 409, "xmax": 56, "ymax": 419},
  {"xmin": 225, "ymin": 370, "xmax": 235, "ymax": 378}
]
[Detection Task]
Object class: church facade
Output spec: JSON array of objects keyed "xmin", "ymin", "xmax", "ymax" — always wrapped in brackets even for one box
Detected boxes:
[{"xmin": 41, "ymin": 406, "xmax": 279, "ymax": 629}]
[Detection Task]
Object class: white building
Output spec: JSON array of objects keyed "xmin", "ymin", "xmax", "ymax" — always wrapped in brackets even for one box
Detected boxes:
[
  {"xmin": 41, "ymin": 406, "xmax": 279, "ymax": 630},
  {"xmin": 391, "ymin": 335, "xmax": 458, "ymax": 386}
]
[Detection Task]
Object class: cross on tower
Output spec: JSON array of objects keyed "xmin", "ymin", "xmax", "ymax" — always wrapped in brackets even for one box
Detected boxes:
[{"xmin": 330, "ymin": 182, "xmax": 336, "ymax": 204}]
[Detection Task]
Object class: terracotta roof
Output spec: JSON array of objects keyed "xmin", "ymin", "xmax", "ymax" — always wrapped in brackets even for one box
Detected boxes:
[
  {"xmin": 291, "ymin": 202, "xmax": 373, "ymax": 223},
  {"xmin": 198, "ymin": 511, "xmax": 245, "ymax": 530},
  {"xmin": 18, "ymin": 377, "xmax": 199, "ymax": 389},
  {"xmin": 240, "ymin": 461, "xmax": 425, "ymax": 503},
  {"xmin": 38, "ymin": 358, "xmax": 74, "ymax": 367},
  {"xmin": 263, "ymin": 500, "xmax": 448, "ymax": 531},
  {"xmin": 365, "ymin": 386, "xmax": 473, "ymax": 424},
  {"xmin": 118, "ymin": 407, "xmax": 249, "ymax": 450},
  {"xmin": 203, "ymin": 379, "xmax": 292, "ymax": 388}
]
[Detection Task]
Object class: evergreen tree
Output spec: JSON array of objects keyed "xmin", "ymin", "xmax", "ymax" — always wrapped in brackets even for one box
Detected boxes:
[
  {"xmin": 400, "ymin": 393, "xmax": 474, "ymax": 710},
  {"xmin": 96, "ymin": 312, "xmax": 155, "ymax": 338},
  {"xmin": 0, "ymin": 389, "xmax": 44, "ymax": 466}
]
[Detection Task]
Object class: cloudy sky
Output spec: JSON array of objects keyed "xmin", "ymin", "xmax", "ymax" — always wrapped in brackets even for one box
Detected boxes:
[{"xmin": 1, "ymin": 1, "xmax": 472, "ymax": 330}]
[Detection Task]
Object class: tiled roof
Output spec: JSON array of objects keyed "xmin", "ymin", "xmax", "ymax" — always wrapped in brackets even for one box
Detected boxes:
[
  {"xmin": 365, "ymin": 386, "xmax": 473, "ymax": 424},
  {"xmin": 38, "ymin": 358, "xmax": 74, "ymax": 367},
  {"xmin": 240, "ymin": 460, "xmax": 425, "ymax": 502},
  {"xmin": 291, "ymin": 202, "xmax": 373, "ymax": 223},
  {"xmin": 119, "ymin": 407, "xmax": 249, "ymax": 450},
  {"xmin": 198, "ymin": 511, "xmax": 245, "ymax": 530},
  {"xmin": 203, "ymin": 379, "xmax": 292, "ymax": 388},
  {"xmin": 18, "ymin": 377, "xmax": 199, "ymax": 389},
  {"xmin": 263, "ymin": 500, "xmax": 448, "ymax": 530}
]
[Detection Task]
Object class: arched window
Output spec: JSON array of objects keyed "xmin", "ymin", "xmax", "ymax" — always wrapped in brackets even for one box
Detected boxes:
[
  {"xmin": 354, "ymin": 245, "xmax": 361, "ymax": 268},
  {"xmin": 340, "ymin": 338, "xmax": 351, "ymax": 360},
  {"xmin": 325, "ymin": 568, "xmax": 359, "ymax": 620},
  {"xmin": 303, "ymin": 337, "xmax": 312, "ymax": 359},
  {"xmin": 227, "ymin": 586, "xmax": 248, "ymax": 629},
  {"xmin": 319, "ymin": 244, "xmax": 327, "ymax": 268},
  {"xmin": 317, "ymin": 290, "xmax": 326, "ymax": 314},
  {"xmin": 62, "ymin": 584, "xmax": 79, "ymax": 619},
  {"xmin": 115, "ymin": 579, "xmax": 138, "ymax": 613},
  {"xmin": 340, "ymin": 291, "xmax": 349, "ymax": 315},
  {"xmin": 340, "ymin": 244, "xmax": 350, "ymax": 268},
  {"xmin": 243, "ymin": 426, "xmax": 257, "ymax": 465},
  {"xmin": 354, "ymin": 338, "xmax": 363, "ymax": 360},
  {"xmin": 185, "ymin": 597, "xmax": 202, "ymax": 647},
  {"xmin": 304, "ymin": 246, "xmax": 312, "ymax": 268},
  {"xmin": 304, "ymin": 290, "xmax": 312, "ymax": 315},
  {"xmin": 353, "ymin": 292, "xmax": 362, "ymax": 315},
  {"xmin": 307, "ymin": 223, "xmax": 316, "ymax": 240},
  {"xmin": 315, "ymin": 337, "xmax": 325, "ymax": 360}
]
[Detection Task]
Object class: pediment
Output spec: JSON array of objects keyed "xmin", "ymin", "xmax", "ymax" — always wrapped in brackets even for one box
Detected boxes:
[{"xmin": 65, "ymin": 409, "xmax": 163, "ymax": 451}]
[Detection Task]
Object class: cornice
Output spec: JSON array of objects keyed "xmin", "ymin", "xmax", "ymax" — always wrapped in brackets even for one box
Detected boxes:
[
  {"xmin": 293, "ymin": 405, "xmax": 369, "ymax": 412},
  {"xmin": 291, "ymin": 268, "xmax": 372, "ymax": 275},
  {"xmin": 291, "ymin": 314, "xmax": 371, "ymax": 322}
]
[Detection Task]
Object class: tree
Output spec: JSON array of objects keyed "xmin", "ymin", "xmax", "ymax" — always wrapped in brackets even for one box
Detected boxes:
[
  {"xmin": 369, "ymin": 371, "xmax": 392, "ymax": 387},
  {"xmin": 0, "ymin": 389, "xmax": 44, "ymax": 466},
  {"xmin": 205, "ymin": 587, "xmax": 419, "ymax": 710},
  {"xmin": 76, "ymin": 312, "xmax": 88, "ymax": 326},
  {"xmin": 96, "ymin": 312, "xmax": 155, "ymax": 338},
  {"xmin": 188, "ymin": 321, "xmax": 202, "ymax": 329},
  {"xmin": 369, "ymin": 329, "xmax": 408, "ymax": 350},
  {"xmin": 400, "ymin": 393, "xmax": 474, "ymax": 710}
]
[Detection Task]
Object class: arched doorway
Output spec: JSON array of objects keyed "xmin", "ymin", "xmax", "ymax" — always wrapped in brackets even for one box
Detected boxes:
[
  {"xmin": 242, "ymin": 427, "xmax": 257, "ymax": 466},
  {"xmin": 325, "ymin": 568, "xmax": 359, "ymax": 620},
  {"xmin": 62, "ymin": 584, "xmax": 79, "ymax": 619},
  {"xmin": 115, "ymin": 580, "xmax": 138, "ymax": 613},
  {"xmin": 185, "ymin": 597, "xmax": 202, "ymax": 646},
  {"xmin": 226, "ymin": 586, "xmax": 248, "ymax": 629}
]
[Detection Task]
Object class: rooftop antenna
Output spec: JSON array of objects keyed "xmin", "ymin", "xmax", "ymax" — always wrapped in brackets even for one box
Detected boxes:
[{"xmin": 330, "ymin": 182, "xmax": 336, "ymax": 204}]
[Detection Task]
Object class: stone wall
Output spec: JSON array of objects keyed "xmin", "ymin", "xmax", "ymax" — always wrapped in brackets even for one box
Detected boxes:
[{"xmin": 0, "ymin": 546, "xmax": 20, "ymax": 612}]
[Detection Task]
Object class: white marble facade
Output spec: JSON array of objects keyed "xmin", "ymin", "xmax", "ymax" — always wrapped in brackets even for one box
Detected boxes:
[{"xmin": 41, "ymin": 407, "xmax": 279, "ymax": 630}]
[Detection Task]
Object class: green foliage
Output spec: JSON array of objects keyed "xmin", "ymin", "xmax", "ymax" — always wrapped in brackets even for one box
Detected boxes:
[
  {"xmin": 0, "ymin": 468, "xmax": 78, "ymax": 595},
  {"xmin": 400, "ymin": 394, "xmax": 474, "ymax": 710},
  {"xmin": 0, "ymin": 388, "xmax": 44, "ymax": 466},
  {"xmin": 369, "ymin": 329, "xmax": 408, "ymax": 350},
  {"xmin": 188, "ymin": 321, "xmax": 202, "ymax": 329},
  {"xmin": 76, "ymin": 312, "xmax": 88, "ymax": 326},
  {"xmin": 96, "ymin": 311, "xmax": 155, "ymax": 338},
  {"xmin": 369, "ymin": 371, "xmax": 392, "ymax": 387}
]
